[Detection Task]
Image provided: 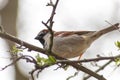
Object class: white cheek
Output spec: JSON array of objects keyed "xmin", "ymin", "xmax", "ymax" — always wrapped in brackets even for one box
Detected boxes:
[{"xmin": 43, "ymin": 33, "xmax": 51, "ymax": 49}]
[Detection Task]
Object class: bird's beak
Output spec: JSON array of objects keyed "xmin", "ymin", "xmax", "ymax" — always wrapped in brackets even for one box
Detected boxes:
[{"xmin": 35, "ymin": 36, "xmax": 39, "ymax": 40}]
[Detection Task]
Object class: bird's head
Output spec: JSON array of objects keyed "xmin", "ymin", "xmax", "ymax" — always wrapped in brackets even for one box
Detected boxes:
[{"xmin": 35, "ymin": 29, "xmax": 49, "ymax": 45}]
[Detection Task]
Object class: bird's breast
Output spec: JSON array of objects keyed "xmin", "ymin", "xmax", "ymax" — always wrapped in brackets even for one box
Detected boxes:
[{"xmin": 44, "ymin": 34, "xmax": 91, "ymax": 58}]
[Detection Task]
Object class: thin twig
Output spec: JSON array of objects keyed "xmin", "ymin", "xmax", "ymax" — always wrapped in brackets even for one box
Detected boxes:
[
  {"xmin": 0, "ymin": 55, "xmax": 37, "ymax": 71},
  {"xmin": 42, "ymin": 0, "xmax": 59, "ymax": 55},
  {"xmin": 57, "ymin": 55, "xmax": 120, "ymax": 63},
  {"xmin": 83, "ymin": 60, "xmax": 112, "ymax": 80}
]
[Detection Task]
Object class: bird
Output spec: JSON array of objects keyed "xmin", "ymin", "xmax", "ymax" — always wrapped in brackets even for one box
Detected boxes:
[{"xmin": 35, "ymin": 23, "xmax": 119, "ymax": 59}]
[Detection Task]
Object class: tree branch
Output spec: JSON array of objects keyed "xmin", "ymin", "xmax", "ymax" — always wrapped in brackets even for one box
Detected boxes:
[
  {"xmin": 57, "ymin": 55, "xmax": 120, "ymax": 63},
  {"xmin": 0, "ymin": 31, "xmax": 64, "ymax": 59},
  {"xmin": 42, "ymin": 0, "xmax": 59, "ymax": 55},
  {"xmin": 0, "ymin": 30, "xmax": 106, "ymax": 80},
  {"xmin": 83, "ymin": 60, "xmax": 112, "ymax": 80}
]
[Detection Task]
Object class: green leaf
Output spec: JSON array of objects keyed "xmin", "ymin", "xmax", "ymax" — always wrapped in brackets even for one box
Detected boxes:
[
  {"xmin": 48, "ymin": 56, "xmax": 56, "ymax": 63},
  {"xmin": 115, "ymin": 41, "xmax": 120, "ymax": 49},
  {"xmin": 35, "ymin": 54, "xmax": 41, "ymax": 62},
  {"xmin": 114, "ymin": 58, "xmax": 120, "ymax": 66},
  {"xmin": 35, "ymin": 54, "xmax": 56, "ymax": 66},
  {"xmin": 10, "ymin": 46, "xmax": 23, "ymax": 54}
]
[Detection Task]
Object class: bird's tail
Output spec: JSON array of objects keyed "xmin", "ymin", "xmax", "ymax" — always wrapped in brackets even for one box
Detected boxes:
[{"xmin": 90, "ymin": 23, "xmax": 119, "ymax": 42}]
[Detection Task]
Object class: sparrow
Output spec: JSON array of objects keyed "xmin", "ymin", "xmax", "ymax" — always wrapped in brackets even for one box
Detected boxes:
[{"xmin": 35, "ymin": 23, "xmax": 119, "ymax": 58}]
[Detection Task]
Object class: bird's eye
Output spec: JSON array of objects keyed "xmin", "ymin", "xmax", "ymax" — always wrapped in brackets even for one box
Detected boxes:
[
  {"xmin": 39, "ymin": 31, "xmax": 47, "ymax": 36},
  {"xmin": 40, "ymin": 31, "xmax": 44, "ymax": 35},
  {"xmin": 38, "ymin": 31, "xmax": 44, "ymax": 35}
]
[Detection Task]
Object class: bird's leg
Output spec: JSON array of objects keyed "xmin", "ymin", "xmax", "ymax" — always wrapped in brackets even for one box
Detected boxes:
[{"xmin": 78, "ymin": 53, "xmax": 83, "ymax": 60}]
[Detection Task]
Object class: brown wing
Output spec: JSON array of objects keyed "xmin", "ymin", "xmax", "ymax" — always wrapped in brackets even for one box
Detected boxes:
[
  {"xmin": 73, "ymin": 31, "xmax": 96, "ymax": 35},
  {"xmin": 54, "ymin": 31, "xmax": 96, "ymax": 37}
]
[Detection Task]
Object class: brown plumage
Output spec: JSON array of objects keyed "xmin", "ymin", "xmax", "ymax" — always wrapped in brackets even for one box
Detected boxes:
[{"xmin": 35, "ymin": 23, "xmax": 119, "ymax": 58}]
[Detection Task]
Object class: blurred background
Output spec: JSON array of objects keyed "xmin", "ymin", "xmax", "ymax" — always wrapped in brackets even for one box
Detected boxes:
[{"xmin": 0, "ymin": 0, "xmax": 120, "ymax": 80}]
